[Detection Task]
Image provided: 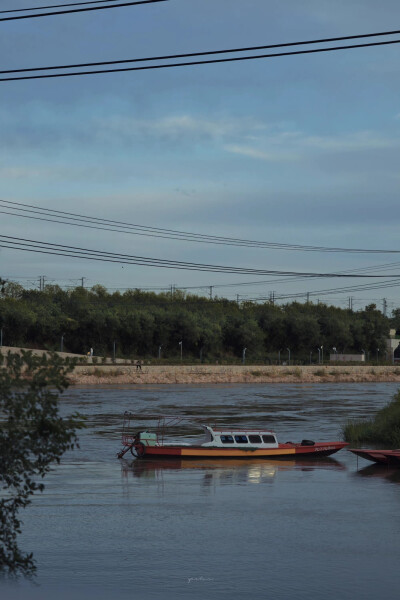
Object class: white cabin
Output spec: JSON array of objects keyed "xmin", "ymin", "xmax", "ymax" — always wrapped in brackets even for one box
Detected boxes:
[{"xmin": 200, "ymin": 426, "xmax": 278, "ymax": 448}]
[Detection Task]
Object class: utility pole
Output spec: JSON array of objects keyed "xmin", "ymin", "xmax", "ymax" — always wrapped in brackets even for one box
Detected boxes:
[
  {"xmin": 306, "ymin": 292, "xmax": 310, "ymax": 304},
  {"xmin": 236, "ymin": 294, "xmax": 240, "ymax": 307},
  {"xmin": 270, "ymin": 291, "xmax": 275, "ymax": 305},
  {"xmin": 209, "ymin": 286, "xmax": 213, "ymax": 300},
  {"xmin": 348, "ymin": 296, "xmax": 353, "ymax": 311},
  {"xmin": 81, "ymin": 277, "xmax": 86, "ymax": 288},
  {"xmin": 383, "ymin": 298, "xmax": 387, "ymax": 317}
]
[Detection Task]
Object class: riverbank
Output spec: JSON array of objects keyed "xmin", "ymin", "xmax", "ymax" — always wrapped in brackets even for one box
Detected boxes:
[{"xmin": 70, "ymin": 364, "xmax": 400, "ymax": 385}]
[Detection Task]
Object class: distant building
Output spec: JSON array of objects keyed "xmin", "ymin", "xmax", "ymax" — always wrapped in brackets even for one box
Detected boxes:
[
  {"xmin": 330, "ymin": 354, "xmax": 365, "ymax": 362},
  {"xmin": 386, "ymin": 329, "xmax": 400, "ymax": 363}
]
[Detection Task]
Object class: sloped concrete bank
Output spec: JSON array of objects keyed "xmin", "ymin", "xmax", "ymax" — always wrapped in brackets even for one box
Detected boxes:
[{"xmin": 70, "ymin": 364, "xmax": 400, "ymax": 385}]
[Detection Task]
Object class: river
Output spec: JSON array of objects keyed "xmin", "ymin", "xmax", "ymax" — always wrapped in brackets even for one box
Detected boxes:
[{"xmin": 2, "ymin": 383, "xmax": 400, "ymax": 600}]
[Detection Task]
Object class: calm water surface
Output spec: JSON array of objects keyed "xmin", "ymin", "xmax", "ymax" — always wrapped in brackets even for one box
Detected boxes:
[{"xmin": 3, "ymin": 383, "xmax": 400, "ymax": 600}]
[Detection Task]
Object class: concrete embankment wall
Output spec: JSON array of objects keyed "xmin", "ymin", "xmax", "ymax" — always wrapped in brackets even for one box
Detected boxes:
[
  {"xmin": 2, "ymin": 346, "xmax": 400, "ymax": 384},
  {"xmin": 70, "ymin": 364, "xmax": 400, "ymax": 385}
]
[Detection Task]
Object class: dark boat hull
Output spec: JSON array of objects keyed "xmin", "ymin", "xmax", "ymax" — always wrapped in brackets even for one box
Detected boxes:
[
  {"xmin": 349, "ymin": 449, "xmax": 400, "ymax": 465},
  {"xmin": 141, "ymin": 442, "xmax": 348, "ymax": 459}
]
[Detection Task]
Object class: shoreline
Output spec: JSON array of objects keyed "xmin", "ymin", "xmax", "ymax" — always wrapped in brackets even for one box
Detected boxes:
[{"xmin": 69, "ymin": 364, "xmax": 400, "ymax": 385}]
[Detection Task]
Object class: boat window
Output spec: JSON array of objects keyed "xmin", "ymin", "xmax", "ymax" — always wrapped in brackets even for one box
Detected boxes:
[
  {"xmin": 234, "ymin": 435, "xmax": 248, "ymax": 444},
  {"xmin": 220, "ymin": 435, "xmax": 234, "ymax": 444},
  {"xmin": 262, "ymin": 435, "xmax": 276, "ymax": 444},
  {"xmin": 248, "ymin": 435, "xmax": 261, "ymax": 443}
]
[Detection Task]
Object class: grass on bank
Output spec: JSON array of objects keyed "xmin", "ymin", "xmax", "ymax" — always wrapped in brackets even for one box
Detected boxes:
[{"xmin": 343, "ymin": 389, "xmax": 400, "ymax": 447}]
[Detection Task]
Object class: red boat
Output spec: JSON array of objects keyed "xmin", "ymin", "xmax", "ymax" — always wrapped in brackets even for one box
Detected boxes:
[
  {"xmin": 117, "ymin": 413, "xmax": 348, "ymax": 460},
  {"xmin": 349, "ymin": 448, "xmax": 400, "ymax": 465}
]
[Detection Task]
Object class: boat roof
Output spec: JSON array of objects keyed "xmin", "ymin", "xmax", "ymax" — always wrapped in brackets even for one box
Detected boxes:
[
  {"xmin": 122, "ymin": 412, "xmax": 275, "ymax": 434},
  {"xmin": 209, "ymin": 427, "xmax": 275, "ymax": 434}
]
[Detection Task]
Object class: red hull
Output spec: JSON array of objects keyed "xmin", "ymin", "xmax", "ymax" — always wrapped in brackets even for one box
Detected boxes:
[
  {"xmin": 140, "ymin": 441, "xmax": 348, "ymax": 459},
  {"xmin": 349, "ymin": 448, "xmax": 400, "ymax": 465}
]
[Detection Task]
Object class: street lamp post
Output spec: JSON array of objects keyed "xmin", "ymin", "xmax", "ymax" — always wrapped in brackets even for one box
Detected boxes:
[
  {"xmin": 179, "ymin": 341, "xmax": 183, "ymax": 361},
  {"xmin": 60, "ymin": 334, "xmax": 64, "ymax": 353},
  {"xmin": 317, "ymin": 348, "xmax": 321, "ymax": 364},
  {"xmin": 287, "ymin": 347, "xmax": 291, "ymax": 366},
  {"xmin": 321, "ymin": 345, "xmax": 324, "ymax": 365},
  {"xmin": 362, "ymin": 349, "xmax": 366, "ymax": 363},
  {"xmin": 376, "ymin": 348, "xmax": 380, "ymax": 365},
  {"xmin": 113, "ymin": 340, "xmax": 116, "ymax": 362},
  {"xmin": 242, "ymin": 347, "xmax": 247, "ymax": 365},
  {"xmin": 158, "ymin": 345, "xmax": 162, "ymax": 359},
  {"xmin": 332, "ymin": 347, "xmax": 337, "ymax": 363}
]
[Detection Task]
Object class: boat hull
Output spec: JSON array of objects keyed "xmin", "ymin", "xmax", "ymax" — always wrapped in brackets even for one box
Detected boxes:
[
  {"xmin": 141, "ymin": 442, "xmax": 348, "ymax": 459},
  {"xmin": 349, "ymin": 448, "xmax": 400, "ymax": 465}
]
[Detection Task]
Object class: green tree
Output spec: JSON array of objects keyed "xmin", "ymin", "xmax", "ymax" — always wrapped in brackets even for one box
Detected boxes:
[{"xmin": 0, "ymin": 351, "xmax": 84, "ymax": 575}]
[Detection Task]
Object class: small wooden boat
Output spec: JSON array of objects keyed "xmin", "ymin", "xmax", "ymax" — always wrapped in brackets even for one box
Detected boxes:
[
  {"xmin": 349, "ymin": 448, "xmax": 400, "ymax": 465},
  {"xmin": 117, "ymin": 413, "xmax": 348, "ymax": 460}
]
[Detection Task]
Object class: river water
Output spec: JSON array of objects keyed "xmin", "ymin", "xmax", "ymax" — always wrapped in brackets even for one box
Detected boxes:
[{"xmin": 2, "ymin": 383, "xmax": 400, "ymax": 600}]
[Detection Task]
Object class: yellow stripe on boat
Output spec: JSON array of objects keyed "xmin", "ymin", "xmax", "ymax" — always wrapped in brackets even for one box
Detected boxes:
[{"xmin": 181, "ymin": 447, "xmax": 296, "ymax": 457}]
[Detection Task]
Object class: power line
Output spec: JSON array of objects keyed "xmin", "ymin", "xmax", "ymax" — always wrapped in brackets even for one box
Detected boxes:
[
  {"xmin": 2, "ymin": 198, "xmax": 400, "ymax": 254},
  {"xmin": 246, "ymin": 279, "xmax": 400, "ymax": 303},
  {"xmin": 0, "ymin": 1, "xmax": 167, "ymax": 22},
  {"xmin": 0, "ymin": 1, "xmax": 134, "ymax": 13},
  {"xmin": 2, "ymin": 28, "xmax": 400, "ymax": 75},
  {"xmin": 1, "ymin": 234, "xmax": 400, "ymax": 278},
  {"xmin": 1, "ymin": 39, "xmax": 400, "ymax": 82}
]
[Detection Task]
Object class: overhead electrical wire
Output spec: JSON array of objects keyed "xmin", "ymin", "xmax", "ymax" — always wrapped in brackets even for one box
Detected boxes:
[
  {"xmin": 246, "ymin": 279, "xmax": 400, "ymax": 303},
  {"xmin": 1, "ymin": 198, "xmax": 400, "ymax": 254},
  {"xmin": 0, "ymin": 1, "xmax": 136, "ymax": 13},
  {"xmin": 1, "ymin": 39, "xmax": 400, "ymax": 81},
  {"xmin": 1, "ymin": 28, "xmax": 400, "ymax": 74},
  {"xmin": 1, "ymin": 234, "xmax": 400, "ymax": 278},
  {"xmin": 0, "ymin": 0, "xmax": 167, "ymax": 22}
]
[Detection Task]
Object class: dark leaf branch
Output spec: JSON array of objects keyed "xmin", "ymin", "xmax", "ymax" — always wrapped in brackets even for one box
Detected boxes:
[{"xmin": 0, "ymin": 351, "xmax": 84, "ymax": 575}]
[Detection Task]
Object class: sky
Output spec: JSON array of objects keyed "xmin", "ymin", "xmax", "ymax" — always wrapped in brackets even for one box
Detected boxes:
[{"xmin": 0, "ymin": 0, "xmax": 400, "ymax": 310}]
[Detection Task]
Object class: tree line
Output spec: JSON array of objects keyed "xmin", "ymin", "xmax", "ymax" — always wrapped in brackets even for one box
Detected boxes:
[{"xmin": 0, "ymin": 280, "xmax": 397, "ymax": 363}]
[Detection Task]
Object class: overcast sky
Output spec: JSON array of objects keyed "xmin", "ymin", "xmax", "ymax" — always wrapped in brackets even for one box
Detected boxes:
[{"xmin": 1, "ymin": 0, "xmax": 400, "ymax": 310}]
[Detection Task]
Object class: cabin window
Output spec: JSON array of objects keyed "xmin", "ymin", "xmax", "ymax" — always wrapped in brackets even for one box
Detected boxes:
[
  {"xmin": 248, "ymin": 435, "xmax": 261, "ymax": 443},
  {"xmin": 262, "ymin": 435, "xmax": 276, "ymax": 444},
  {"xmin": 220, "ymin": 435, "xmax": 234, "ymax": 444},
  {"xmin": 234, "ymin": 435, "xmax": 248, "ymax": 444}
]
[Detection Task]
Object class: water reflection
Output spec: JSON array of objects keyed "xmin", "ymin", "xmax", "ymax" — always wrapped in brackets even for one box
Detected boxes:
[
  {"xmin": 120, "ymin": 455, "xmax": 345, "ymax": 483},
  {"xmin": 354, "ymin": 463, "xmax": 400, "ymax": 484}
]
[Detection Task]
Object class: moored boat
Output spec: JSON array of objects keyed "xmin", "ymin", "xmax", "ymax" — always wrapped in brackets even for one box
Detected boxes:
[
  {"xmin": 117, "ymin": 413, "xmax": 348, "ymax": 460},
  {"xmin": 348, "ymin": 448, "xmax": 400, "ymax": 465}
]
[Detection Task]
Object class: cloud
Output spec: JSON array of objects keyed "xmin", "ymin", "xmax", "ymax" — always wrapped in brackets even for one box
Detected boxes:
[
  {"xmin": 95, "ymin": 114, "xmax": 268, "ymax": 143},
  {"xmin": 0, "ymin": 167, "xmax": 46, "ymax": 179},
  {"xmin": 224, "ymin": 144, "xmax": 300, "ymax": 162},
  {"xmin": 224, "ymin": 129, "xmax": 400, "ymax": 162}
]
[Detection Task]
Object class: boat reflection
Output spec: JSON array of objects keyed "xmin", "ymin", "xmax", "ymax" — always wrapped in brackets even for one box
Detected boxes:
[
  {"xmin": 354, "ymin": 463, "xmax": 400, "ymax": 484},
  {"xmin": 120, "ymin": 456, "xmax": 345, "ymax": 485}
]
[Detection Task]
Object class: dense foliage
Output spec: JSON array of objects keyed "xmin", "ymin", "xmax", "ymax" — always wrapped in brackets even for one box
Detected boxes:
[
  {"xmin": 343, "ymin": 389, "xmax": 400, "ymax": 447},
  {"xmin": 0, "ymin": 281, "xmax": 393, "ymax": 363},
  {"xmin": 0, "ymin": 351, "xmax": 83, "ymax": 575}
]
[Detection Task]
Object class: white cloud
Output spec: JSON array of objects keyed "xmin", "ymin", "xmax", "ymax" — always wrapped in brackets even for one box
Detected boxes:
[
  {"xmin": 224, "ymin": 144, "xmax": 300, "ymax": 162},
  {"xmin": 0, "ymin": 167, "xmax": 46, "ymax": 179},
  {"xmin": 96, "ymin": 114, "xmax": 268, "ymax": 141},
  {"xmin": 224, "ymin": 129, "xmax": 400, "ymax": 162}
]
